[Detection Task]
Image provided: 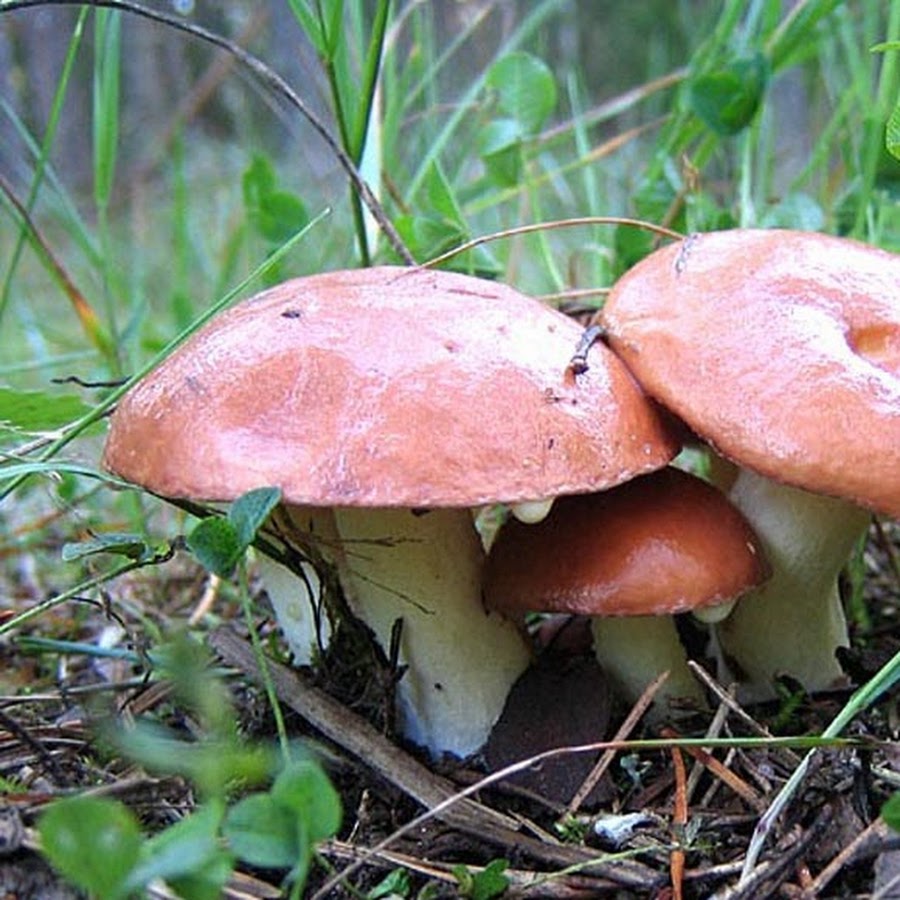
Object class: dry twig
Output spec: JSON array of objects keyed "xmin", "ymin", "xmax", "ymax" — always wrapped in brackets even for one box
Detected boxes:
[
  {"xmin": 566, "ymin": 669, "xmax": 668, "ymax": 814},
  {"xmin": 209, "ymin": 628, "xmax": 666, "ymax": 896}
]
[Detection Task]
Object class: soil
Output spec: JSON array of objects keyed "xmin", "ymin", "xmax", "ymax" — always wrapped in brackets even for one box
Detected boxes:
[{"xmin": 1, "ymin": 517, "xmax": 900, "ymax": 898}]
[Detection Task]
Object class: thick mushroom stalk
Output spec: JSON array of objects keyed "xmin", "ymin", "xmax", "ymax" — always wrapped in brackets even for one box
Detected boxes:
[
  {"xmin": 255, "ymin": 553, "xmax": 330, "ymax": 666},
  {"xmin": 716, "ymin": 469, "xmax": 870, "ymax": 700},
  {"xmin": 254, "ymin": 506, "xmax": 341, "ymax": 666},
  {"xmin": 333, "ymin": 507, "xmax": 530, "ymax": 758},
  {"xmin": 258, "ymin": 503, "xmax": 531, "ymax": 757},
  {"xmin": 590, "ymin": 615, "xmax": 705, "ymax": 708},
  {"xmin": 601, "ymin": 228, "xmax": 900, "ymax": 702}
]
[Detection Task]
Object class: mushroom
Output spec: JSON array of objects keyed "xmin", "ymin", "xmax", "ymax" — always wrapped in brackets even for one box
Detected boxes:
[
  {"xmin": 483, "ymin": 466, "xmax": 770, "ymax": 711},
  {"xmin": 102, "ymin": 265, "xmax": 679, "ymax": 758},
  {"xmin": 601, "ymin": 228, "xmax": 900, "ymax": 700}
]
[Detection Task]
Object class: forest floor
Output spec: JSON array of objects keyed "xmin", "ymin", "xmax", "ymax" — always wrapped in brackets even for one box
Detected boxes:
[{"xmin": 2, "ymin": 509, "xmax": 900, "ymax": 899}]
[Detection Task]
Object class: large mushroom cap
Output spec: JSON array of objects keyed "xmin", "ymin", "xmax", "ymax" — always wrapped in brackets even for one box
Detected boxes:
[
  {"xmin": 104, "ymin": 266, "xmax": 678, "ymax": 506},
  {"xmin": 483, "ymin": 467, "xmax": 770, "ymax": 618},
  {"xmin": 601, "ymin": 229, "xmax": 900, "ymax": 517}
]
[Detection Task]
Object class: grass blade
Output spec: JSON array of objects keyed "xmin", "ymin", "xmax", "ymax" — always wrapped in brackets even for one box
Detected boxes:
[{"xmin": 0, "ymin": 6, "xmax": 89, "ymax": 327}]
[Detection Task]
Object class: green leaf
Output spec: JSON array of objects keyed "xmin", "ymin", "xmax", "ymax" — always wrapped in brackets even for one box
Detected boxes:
[
  {"xmin": 186, "ymin": 516, "xmax": 243, "ymax": 577},
  {"xmin": 345, "ymin": 0, "xmax": 391, "ymax": 164},
  {"xmin": 242, "ymin": 155, "xmax": 308, "ymax": 244},
  {"xmin": 61, "ymin": 532, "xmax": 150, "ymax": 562},
  {"xmin": 151, "ymin": 633, "xmax": 236, "ymax": 738},
  {"xmin": 167, "ymin": 856, "xmax": 236, "ymax": 900},
  {"xmin": 486, "ymin": 51, "xmax": 556, "ymax": 134},
  {"xmin": 759, "ymin": 193, "xmax": 825, "ymax": 231},
  {"xmin": 187, "ymin": 487, "xmax": 281, "ymax": 576},
  {"xmin": 255, "ymin": 190, "xmax": 309, "ymax": 244},
  {"xmin": 39, "ymin": 796, "xmax": 142, "ymax": 900},
  {"xmin": 391, "ymin": 213, "xmax": 500, "ymax": 276},
  {"xmin": 479, "ymin": 119, "xmax": 525, "ymax": 187},
  {"xmin": 286, "ymin": 0, "xmax": 329, "ymax": 57},
  {"xmin": 769, "ymin": 0, "xmax": 844, "ymax": 70},
  {"xmin": 683, "ymin": 189, "xmax": 735, "ymax": 234},
  {"xmin": 125, "ymin": 802, "xmax": 232, "ymax": 897},
  {"xmin": 367, "ymin": 868, "xmax": 412, "ymax": 899},
  {"xmin": 883, "ymin": 793, "xmax": 900, "ymax": 832},
  {"xmin": 394, "ymin": 214, "xmax": 467, "ymax": 261},
  {"xmin": 220, "ymin": 757, "xmax": 340, "ymax": 892},
  {"xmin": 0, "ymin": 387, "xmax": 93, "ymax": 434},
  {"xmin": 321, "ymin": 0, "xmax": 346, "ymax": 60},
  {"xmin": 688, "ymin": 53, "xmax": 769, "ymax": 136},
  {"xmin": 55, "ymin": 471, "xmax": 81, "ymax": 504},
  {"xmin": 228, "ymin": 486, "xmax": 282, "ymax": 550},
  {"xmin": 224, "ymin": 793, "xmax": 303, "ymax": 869},
  {"xmin": 887, "ymin": 104, "xmax": 900, "ymax": 162},
  {"xmin": 15, "ymin": 636, "xmax": 144, "ymax": 663},
  {"xmin": 271, "ymin": 757, "xmax": 342, "ymax": 844},
  {"xmin": 114, "ymin": 722, "xmax": 276, "ymax": 798},
  {"xmin": 242, "ymin": 154, "xmax": 276, "ymax": 202},
  {"xmin": 478, "ymin": 117, "xmax": 525, "ymax": 157},
  {"xmin": 452, "ymin": 859, "xmax": 510, "ymax": 900},
  {"xmin": 92, "ymin": 9, "xmax": 121, "ymax": 209},
  {"xmin": 0, "ymin": 460, "xmax": 112, "ymax": 485},
  {"xmin": 614, "ymin": 173, "xmax": 682, "ymax": 270},
  {"xmin": 422, "ymin": 160, "xmax": 466, "ymax": 229}
]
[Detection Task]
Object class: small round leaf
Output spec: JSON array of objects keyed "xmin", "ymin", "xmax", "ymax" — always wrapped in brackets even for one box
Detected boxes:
[{"xmin": 39, "ymin": 796, "xmax": 142, "ymax": 900}]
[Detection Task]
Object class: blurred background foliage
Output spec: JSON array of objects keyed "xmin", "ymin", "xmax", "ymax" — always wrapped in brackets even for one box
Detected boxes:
[
  {"xmin": 0, "ymin": 0, "xmax": 898, "ymax": 595},
  {"xmin": 3, "ymin": 0, "xmax": 896, "ymax": 386}
]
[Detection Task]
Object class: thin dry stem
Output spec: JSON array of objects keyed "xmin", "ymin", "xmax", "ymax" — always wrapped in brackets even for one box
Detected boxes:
[
  {"xmin": 423, "ymin": 216, "xmax": 683, "ymax": 270},
  {"xmin": 669, "ymin": 743, "xmax": 687, "ymax": 900},
  {"xmin": 566, "ymin": 669, "xmax": 669, "ymax": 815}
]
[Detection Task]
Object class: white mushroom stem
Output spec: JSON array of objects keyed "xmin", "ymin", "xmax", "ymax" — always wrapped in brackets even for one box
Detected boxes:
[
  {"xmin": 716, "ymin": 469, "xmax": 871, "ymax": 701},
  {"xmin": 256, "ymin": 554, "xmax": 331, "ymax": 666},
  {"xmin": 255, "ymin": 506, "xmax": 342, "ymax": 666},
  {"xmin": 590, "ymin": 616, "xmax": 706, "ymax": 712},
  {"xmin": 332, "ymin": 506, "xmax": 532, "ymax": 759},
  {"xmin": 692, "ymin": 598, "xmax": 737, "ymax": 624}
]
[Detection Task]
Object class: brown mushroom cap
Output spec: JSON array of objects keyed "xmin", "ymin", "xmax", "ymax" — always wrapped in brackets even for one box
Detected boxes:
[
  {"xmin": 601, "ymin": 228, "xmax": 900, "ymax": 517},
  {"xmin": 103, "ymin": 266, "xmax": 678, "ymax": 507},
  {"xmin": 483, "ymin": 467, "xmax": 770, "ymax": 617}
]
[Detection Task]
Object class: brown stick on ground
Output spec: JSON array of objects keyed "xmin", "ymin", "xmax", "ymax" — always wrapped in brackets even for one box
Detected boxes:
[
  {"xmin": 208, "ymin": 627, "xmax": 665, "ymax": 893},
  {"xmin": 669, "ymin": 741, "xmax": 687, "ymax": 900}
]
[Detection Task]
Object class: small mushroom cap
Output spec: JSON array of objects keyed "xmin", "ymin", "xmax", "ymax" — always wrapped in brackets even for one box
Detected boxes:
[
  {"xmin": 483, "ymin": 467, "xmax": 770, "ymax": 617},
  {"xmin": 602, "ymin": 229, "xmax": 900, "ymax": 517},
  {"xmin": 103, "ymin": 266, "xmax": 678, "ymax": 507}
]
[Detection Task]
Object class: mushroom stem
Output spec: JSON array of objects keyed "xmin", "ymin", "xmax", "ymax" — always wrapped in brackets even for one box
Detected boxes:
[
  {"xmin": 332, "ymin": 506, "xmax": 532, "ymax": 759},
  {"xmin": 254, "ymin": 506, "xmax": 342, "ymax": 666},
  {"xmin": 590, "ymin": 615, "xmax": 705, "ymax": 711},
  {"xmin": 256, "ymin": 553, "xmax": 330, "ymax": 666},
  {"xmin": 716, "ymin": 469, "xmax": 870, "ymax": 701}
]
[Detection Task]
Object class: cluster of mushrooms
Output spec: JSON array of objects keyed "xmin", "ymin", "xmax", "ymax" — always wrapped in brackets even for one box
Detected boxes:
[{"xmin": 102, "ymin": 229, "xmax": 900, "ymax": 760}]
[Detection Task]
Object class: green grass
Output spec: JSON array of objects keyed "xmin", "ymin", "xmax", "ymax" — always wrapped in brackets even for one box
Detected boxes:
[{"xmin": 2, "ymin": 0, "xmax": 900, "ymax": 896}]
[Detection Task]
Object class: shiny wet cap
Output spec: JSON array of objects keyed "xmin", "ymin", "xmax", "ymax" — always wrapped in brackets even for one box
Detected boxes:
[
  {"xmin": 602, "ymin": 229, "xmax": 900, "ymax": 517},
  {"xmin": 104, "ymin": 266, "xmax": 678, "ymax": 507},
  {"xmin": 483, "ymin": 467, "xmax": 770, "ymax": 617}
]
